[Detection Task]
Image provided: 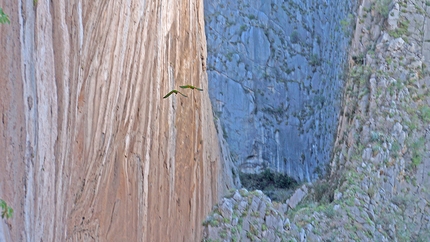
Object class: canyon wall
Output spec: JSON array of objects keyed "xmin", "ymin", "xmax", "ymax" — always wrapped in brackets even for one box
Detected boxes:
[
  {"xmin": 203, "ymin": 0, "xmax": 430, "ymax": 240},
  {"xmin": 0, "ymin": 0, "xmax": 234, "ymax": 241},
  {"xmin": 204, "ymin": 0, "xmax": 355, "ymax": 182}
]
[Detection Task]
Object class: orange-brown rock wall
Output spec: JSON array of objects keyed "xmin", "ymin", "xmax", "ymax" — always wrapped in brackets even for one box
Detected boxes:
[{"xmin": 0, "ymin": 0, "xmax": 233, "ymax": 241}]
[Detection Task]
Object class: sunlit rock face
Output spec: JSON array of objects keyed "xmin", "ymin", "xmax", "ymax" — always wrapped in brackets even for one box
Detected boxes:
[
  {"xmin": 0, "ymin": 0, "xmax": 234, "ymax": 241},
  {"xmin": 205, "ymin": 0, "xmax": 355, "ymax": 181}
]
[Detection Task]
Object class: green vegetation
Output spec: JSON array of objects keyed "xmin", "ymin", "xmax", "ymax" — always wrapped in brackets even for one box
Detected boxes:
[
  {"xmin": 261, "ymin": 224, "xmax": 267, "ymax": 231},
  {"xmin": 391, "ymin": 195, "xmax": 411, "ymax": 211},
  {"xmin": 246, "ymin": 231, "xmax": 255, "ymax": 240},
  {"xmin": 309, "ymin": 54, "xmax": 321, "ymax": 66},
  {"xmin": 203, "ymin": 0, "xmax": 430, "ymax": 240},
  {"xmin": 209, "ymin": 219, "xmax": 219, "ymax": 227},
  {"xmin": 340, "ymin": 14, "xmax": 354, "ymax": 33},
  {"xmin": 249, "ymin": 223, "xmax": 258, "ymax": 236},
  {"xmin": 391, "ymin": 141, "xmax": 400, "ymax": 157},
  {"xmin": 313, "ymin": 180, "xmax": 332, "ymax": 203},
  {"xmin": 226, "ymin": 52, "xmax": 234, "ymax": 62},
  {"xmin": 290, "ymin": 30, "xmax": 299, "ymax": 44},
  {"xmin": 0, "ymin": 8, "xmax": 10, "ymax": 24},
  {"xmin": 219, "ymin": 230, "xmax": 227, "ymax": 239},
  {"xmin": 388, "ymin": 18, "xmax": 410, "ymax": 38},
  {"xmin": 419, "ymin": 105, "xmax": 430, "ymax": 122},
  {"xmin": 240, "ymin": 24, "xmax": 247, "ymax": 32},
  {"xmin": 239, "ymin": 169, "xmax": 297, "ymax": 201},
  {"xmin": 409, "ymin": 137, "xmax": 426, "ymax": 170},
  {"xmin": 373, "ymin": 0, "xmax": 392, "ymax": 18},
  {"xmin": 0, "ymin": 199, "xmax": 13, "ymax": 219}
]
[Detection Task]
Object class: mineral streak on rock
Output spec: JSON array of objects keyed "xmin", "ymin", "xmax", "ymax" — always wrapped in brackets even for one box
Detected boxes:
[{"xmin": 0, "ymin": 0, "xmax": 234, "ymax": 241}]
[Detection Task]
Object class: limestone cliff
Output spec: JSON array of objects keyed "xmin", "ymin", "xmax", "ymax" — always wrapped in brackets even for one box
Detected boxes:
[
  {"xmin": 203, "ymin": 0, "xmax": 430, "ymax": 241},
  {"xmin": 205, "ymin": 0, "xmax": 355, "ymax": 182},
  {"xmin": 0, "ymin": 0, "xmax": 234, "ymax": 241}
]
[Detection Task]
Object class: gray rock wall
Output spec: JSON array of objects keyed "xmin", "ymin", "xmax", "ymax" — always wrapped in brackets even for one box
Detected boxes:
[
  {"xmin": 204, "ymin": 0, "xmax": 430, "ymax": 240},
  {"xmin": 205, "ymin": 0, "xmax": 355, "ymax": 181}
]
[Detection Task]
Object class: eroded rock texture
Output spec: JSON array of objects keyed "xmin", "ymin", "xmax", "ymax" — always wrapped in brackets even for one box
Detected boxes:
[
  {"xmin": 0, "ymin": 0, "xmax": 234, "ymax": 241},
  {"xmin": 205, "ymin": 0, "xmax": 355, "ymax": 182},
  {"xmin": 204, "ymin": 0, "xmax": 430, "ymax": 240}
]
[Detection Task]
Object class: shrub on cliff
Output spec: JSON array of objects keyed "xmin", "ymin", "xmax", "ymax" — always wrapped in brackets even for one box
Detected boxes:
[
  {"xmin": 0, "ymin": 199, "xmax": 13, "ymax": 219},
  {"xmin": 0, "ymin": 8, "xmax": 10, "ymax": 24},
  {"xmin": 374, "ymin": 0, "xmax": 391, "ymax": 18},
  {"xmin": 239, "ymin": 169, "xmax": 297, "ymax": 193}
]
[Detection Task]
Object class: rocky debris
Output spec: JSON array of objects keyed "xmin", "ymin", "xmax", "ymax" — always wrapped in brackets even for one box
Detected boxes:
[
  {"xmin": 326, "ymin": 0, "xmax": 430, "ymax": 240},
  {"xmin": 204, "ymin": 0, "xmax": 356, "ymax": 182},
  {"xmin": 387, "ymin": 37, "xmax": 405, "ymax": 51},
  {"xmin": 203, "ymin": 189, "xmax": 291, "ymax": 242}
]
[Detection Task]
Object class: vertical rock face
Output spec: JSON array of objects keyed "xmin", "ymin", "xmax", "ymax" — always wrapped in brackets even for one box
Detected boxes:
[
  {"xmin": 0, "ymin": 0, "xmax": 233, "ymax": 241},
  {"xmin": 204, "ymin": 0, "xmax": 430, "ymax": 240},
  {"xmin": 204, "ymin": 0, "xmax": 355, "ymax": 181}
]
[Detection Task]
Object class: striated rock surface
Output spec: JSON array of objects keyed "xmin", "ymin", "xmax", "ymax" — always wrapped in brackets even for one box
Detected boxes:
[
  {"xmin": 204, "ymin": 0, "xmax": 356, "ymax": 182},
  {"xmin": 0, "ymin": 0, "xmax": 234, "ymax": 241}
]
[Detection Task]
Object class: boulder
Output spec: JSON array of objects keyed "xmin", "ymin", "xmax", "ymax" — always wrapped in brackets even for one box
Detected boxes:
[
  {"xmin": 388, "ymin": 38, "xmax": 405, "ymax": 51},
  {"xmin": 387, "ymin": 3, "xmax": 400, "ymax": 31},
  {"xmin": 219, "ymin": 198, "xmax": 234, "ymax": 220},
  {"xmin": 288, "ymin": 185, "xmax": 308, "ymax": 209}
]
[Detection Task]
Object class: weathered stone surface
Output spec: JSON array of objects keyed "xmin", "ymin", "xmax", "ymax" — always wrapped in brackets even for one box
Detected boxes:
[
  {"xmin": 219, "ymin": 198, "xmax": 234, "ymax": 221},
  {"xmin": 238, "ymin": 199, "xmax": 248, "ymax": 213},
  {"xmin": 203, "ymin": 189, "xmax": 288, "ymax": 241},
  {"xmin": 266, "ymin": 214, "xmax": 283, "ymax": 229},
  {"xmin": 257, "ymin": 199, "xmax": 267, "ymax": 218},
  {"xmin": 388, "ymin": 37, "xmax": 405, "ymax": 51},
  {"xmin": 233, "ymin": 190, "xmax": 243, "ymax": 202},
  {"xmin": 0, "ymin": 0, "xmax": 234, "ymax": 241},
  {"xmin": 205, "ymin": 0, "xmax": 355, "ymax": 182},
  {"xmin": 387, "ymin": 3, "xmax": 400, "ymax": 31},
  {"xmin": 288, "ymin": 185, "xmax": 308, "ymax": 209},
  {"xmin": 204, "ymin": 0, "xmax": 430, "ymax": 241},
  {"xmin": 299, "ymin": 228, "xmax": 306, "ymax": 242},
  {"xmin": 249, "ymin": 195, "xmax": 261, "ymax": 212}
]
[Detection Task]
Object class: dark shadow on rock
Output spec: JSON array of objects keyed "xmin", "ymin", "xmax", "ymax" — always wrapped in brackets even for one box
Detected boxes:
[{"xmin": 239, "ymin": 169, "xmax": 298, "ymax": 202}]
